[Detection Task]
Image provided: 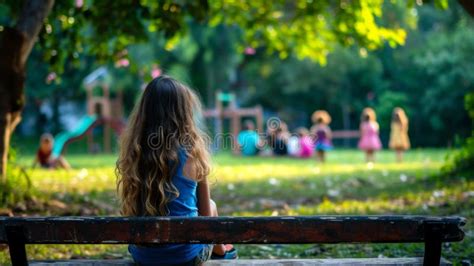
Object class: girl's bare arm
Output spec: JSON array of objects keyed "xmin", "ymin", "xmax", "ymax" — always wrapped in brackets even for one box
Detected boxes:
[
  {"xmin": 184, "ymin": 159, "xmax": 212, "ymax": 216},
  {"xmin": 326, "ymin": 126, "xmax": 333, "ymax": 139},
  {"xmin": 197, "ymin": 178, "xmax": 212, "ymax": 216}
]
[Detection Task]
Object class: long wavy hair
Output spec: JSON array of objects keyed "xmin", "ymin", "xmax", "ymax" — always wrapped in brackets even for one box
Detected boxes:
[
  {"xmin": 392, "ymin": 107, "xmax": 408, "ymax": 129},
  {"xmin": 361, "ymin": 107, "xmax": 377, "ymax": 122},
  {"xmin": 116, "ymin": 76, "xmax": 210, "ymax": 216}
]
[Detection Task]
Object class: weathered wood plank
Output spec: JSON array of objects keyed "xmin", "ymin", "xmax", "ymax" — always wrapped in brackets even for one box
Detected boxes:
[
  {"xmin": 332, "ymin": 130, "xmax": 360, "ymax": 139},
  {"xmin": 0, "ymin": 216, "xmax": 465, "ymax": 244},
  {"xmin": 29, "ymin": 258, "xmax": 453, "ymax": 266}
]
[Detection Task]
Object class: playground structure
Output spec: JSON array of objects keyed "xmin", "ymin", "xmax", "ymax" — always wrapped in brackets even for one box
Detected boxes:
[
  {"xmin": 84, "ymin": 67, "xmax": 125, "ymax": 153},
  {"xmin": 51, "ymin": 115, "xmax": 98, "ymax": 158},
  {"xmin": 203, "ymin": 91, "xmax": 263, "ymax": 153},
  {"xmin": 50, "ymin": 68, "xmax": 125, "ymax": 158}
]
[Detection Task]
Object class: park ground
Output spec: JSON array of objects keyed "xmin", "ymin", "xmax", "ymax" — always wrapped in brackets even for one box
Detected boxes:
[{"xmin": 0, "ymin": 148, "xmax": 472, "ymax": 264}]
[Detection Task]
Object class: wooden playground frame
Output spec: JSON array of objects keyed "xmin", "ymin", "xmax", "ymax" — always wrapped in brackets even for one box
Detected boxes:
[
  {"xmin": 203, "ymin": 91, "xmax": 263, "ymax": 153},
  {"xmin": 84, "ymin": 68, "xmax": 125, "ymax": 153}
]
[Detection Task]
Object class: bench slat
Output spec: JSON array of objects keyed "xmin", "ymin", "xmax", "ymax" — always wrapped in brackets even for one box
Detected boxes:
[
  {"xmin": 332, "ymin": 130, "xmax": 360, "ymax": 139},
  {"xmin": 29, "ymin": 258, "xmax": 453, "ymax": 265},
  {"xmin": 0, "ymin": 216, "xmax": 465, "ymax": 244}
]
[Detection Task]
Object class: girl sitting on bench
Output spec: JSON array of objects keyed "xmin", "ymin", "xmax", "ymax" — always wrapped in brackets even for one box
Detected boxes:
[{"xmin": 116, "ymin": 76, "xmax": 236, "ymax": 265}]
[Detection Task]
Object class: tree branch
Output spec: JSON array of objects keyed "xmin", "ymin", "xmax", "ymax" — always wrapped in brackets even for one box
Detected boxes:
[
  {"xmin": 15, "ymin": 0, "xmax": 55, "ymax": 66},
  {"xmin": 458, "ymin": 0, "xmax": 474, "ymax": 17}
]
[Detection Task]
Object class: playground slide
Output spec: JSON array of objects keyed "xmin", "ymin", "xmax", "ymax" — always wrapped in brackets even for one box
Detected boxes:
[{"xmin": 52, "ymin": 115, "xmax": 97, "ymax": 158}]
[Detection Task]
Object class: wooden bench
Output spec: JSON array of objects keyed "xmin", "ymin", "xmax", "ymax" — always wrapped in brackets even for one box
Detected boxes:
[
  {"xmin": 331, "ymin": 130, "xmax": 360, "ymax": 147},
  {"xmin": 331, "ymin": 130, "xmax": 360, "ymax": 139},
  {"xmin": 0, "ymin": 216, "xmax": 465, "ymax": 266}
]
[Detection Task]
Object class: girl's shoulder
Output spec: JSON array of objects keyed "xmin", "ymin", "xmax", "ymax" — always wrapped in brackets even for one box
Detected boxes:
[
  {"xmin": 321, "ymin": 124, "xmax": 330, "ymax": 130},
  {"xmin": 371, "ymin": 121, "xmax": 380, "ymax": 129},
  {"xmin": 311, "ymin": 124, "xmax": 324, "ymax": 130}
]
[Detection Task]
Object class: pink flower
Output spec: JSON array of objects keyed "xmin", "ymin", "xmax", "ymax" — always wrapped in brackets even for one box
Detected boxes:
[
  {"xmin": 244, "ymin": 47, "xmax": 256, "ymax": 55},
  {"xmin": 151, "ymin": 67, "xmax": 162, "ymax": 78},
  {"xmin": 75, "ymin": 0, "xmax": 83, "ymax": 8},
  {"xmin": 46, "ymin": 72, "xmax": 57, "ymax": 84},
  {"xmin": 115, "ymin": 58, "xmax": 130, "ymax": 68}
]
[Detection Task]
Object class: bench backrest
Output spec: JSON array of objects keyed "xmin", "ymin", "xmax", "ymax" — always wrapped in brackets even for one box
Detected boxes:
[
  {"xmin": 0, "ymin": 216, "xmax": 465, "ymax": 266},
  {"xmin": 0, "ymin": 215, "xmax": 464, "ymax": 244},
  {"xmin": 332, "ymin": 130, "xmax": 360, "ymax": 139}
]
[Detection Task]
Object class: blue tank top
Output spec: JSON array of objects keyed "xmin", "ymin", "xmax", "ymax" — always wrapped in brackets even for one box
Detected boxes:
[{"xmin": 128, "ymin": 149, "xmax": 204, "ymax": 265}]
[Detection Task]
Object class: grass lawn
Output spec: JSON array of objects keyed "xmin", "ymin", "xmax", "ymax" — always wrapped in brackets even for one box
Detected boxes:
[{"xmin": 1, "ymin": 149, "xmax": 472, "ymax": 264}]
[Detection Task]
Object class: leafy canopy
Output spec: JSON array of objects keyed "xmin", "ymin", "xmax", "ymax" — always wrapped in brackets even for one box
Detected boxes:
[{"xmin": 0, "ymin": 0, "xmax": 447, "ymax": 72}]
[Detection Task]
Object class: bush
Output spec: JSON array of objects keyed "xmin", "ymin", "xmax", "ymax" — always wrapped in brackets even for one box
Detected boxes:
[
  {"xmin": 0, "ymin": 148, "xmax": 33, "ymax": 207},
  {"xmin": 442, "ymin": 92, "xmax": 474, "ymax": 178}
]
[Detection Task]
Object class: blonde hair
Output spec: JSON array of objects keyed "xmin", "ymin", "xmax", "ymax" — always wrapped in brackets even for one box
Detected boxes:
[
  {"xmin": 312, "ymin": 110, "xmax": 331, "ymax": 125},
  {"xmin": 296, "ymin": 127, "xmax": 309, "ymax": 137},
  {"xmin": 361, "ymin": 107, "xmax": 377, "ymax": 122},
  {"xmin": 40, "ymin": 133, "xmax": 54, "ymax": 143},
  {"xmin": 116, "ymin": 76, "xmax": 210, "ymax": 216},
  {"xmin": 392, "ymin": 107, "xmax": 408, "ymax": 129}
]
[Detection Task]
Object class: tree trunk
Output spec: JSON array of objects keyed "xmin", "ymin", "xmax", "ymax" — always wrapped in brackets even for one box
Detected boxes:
[
  {"xmin": 0, "ymin": 0, "xmax": 54, "ymax": 180},
  {"xmin": 459, "ymin": 0, "xmax": 474, "ymax": 16}
]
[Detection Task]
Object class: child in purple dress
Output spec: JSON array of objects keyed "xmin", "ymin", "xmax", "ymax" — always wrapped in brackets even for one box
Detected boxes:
[
  {"xmin": 358, "ymin": 107, "xmax": 382, "ymax": 162},
  {"xmin": 310, "ymin": 110, "xmax": 333, "ymax": 162}
]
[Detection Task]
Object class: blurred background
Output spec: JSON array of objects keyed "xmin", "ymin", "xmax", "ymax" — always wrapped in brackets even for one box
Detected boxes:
[
  {"xmin": 0, "ymin": 0, "xmax": 473, "ymax": 264},
  {"xmin": 4, "ymin": 1, "xmax": 473, "ymax": 149}
]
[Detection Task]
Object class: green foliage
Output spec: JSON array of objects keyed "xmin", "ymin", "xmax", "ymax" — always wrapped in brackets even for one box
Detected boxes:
[
  {"xmin": 442, "ymin": 92, "xmax": 474, "ymax": 177},
  {"xmin": 0, "ymin": 0, "xmax": 420, "ymax": 74},
  {"xmin": 411, "ymin": 20, "xmax": 474, "ymax": 135},
  {"xmin": 209, "ymin": 0, "xmax": 412, "ymax": 64},
  {"xmin": 0, "ymin": 148, "xmax": 32, "ymax": 207},
  {"xmin": 466, "ymin": 91, "xmax": 474, "ymax": 120}
]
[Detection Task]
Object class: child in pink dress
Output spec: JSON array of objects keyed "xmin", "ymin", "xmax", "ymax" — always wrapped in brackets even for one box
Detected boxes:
[
  {"xmin": 358, "ymin": 108, "xmax": 382, "ymax": 162},
  {"xmin": 297, "ymin": 128, "xmax": 314, "ymax": 158}
]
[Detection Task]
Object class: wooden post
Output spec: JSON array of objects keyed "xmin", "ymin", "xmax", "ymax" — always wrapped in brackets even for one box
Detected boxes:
[
  {"xmin": 231, "ymin": 110, "xmax": 240, "ymax": 155},
  {"xmin": 423, "ymin": 238, "xmax": 442, "ymax": 266},
  {"xmin": 423, "ymin": 223, "xmax": 442, "ymax": 266},
  {"xmin": 86, "ymin": 85, "xmax": 95, "ymax": 153},
  {"xmin": 256, "ymin": 106, "xmax": 264, "ymax": 134},
  {"xmin": 102, "ymin": 85, "xmax": 111, "ymax": 153},
  {"xmin": 5, "ymin": 226, "xmax": 28, "ymax": 266}
]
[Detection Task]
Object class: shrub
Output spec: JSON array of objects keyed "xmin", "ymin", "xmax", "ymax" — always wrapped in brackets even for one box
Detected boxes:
[
  {"xmin": 442, "ymin": 92, "xmax": 474, "ymax": 178},
  {"xmin": 0, "ymin": 148, "xmax": 33, "ymax": 207}
]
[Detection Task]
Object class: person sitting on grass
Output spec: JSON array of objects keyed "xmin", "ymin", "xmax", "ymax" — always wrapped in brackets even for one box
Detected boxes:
[
  {"xmin": 296, "ymin": 127, "xmax": 314, "ymax": 158},
  {"xmin": 267, "ymin": 120, "xmax": 289, "ymax": 156},
  {"xmin": 287, "ymin": 132, "xmax": 300, "ymax": 157},
  {"xmin": 33, "ymin": 133, "xmax": 70, "ymax": 169},
  {"xmin": 237, "ymin": 120, "xmax": 262, "ymax": 156},
  {"xmin": 116, "ymin": 76, "xmax": 237, "ymax": 266}
]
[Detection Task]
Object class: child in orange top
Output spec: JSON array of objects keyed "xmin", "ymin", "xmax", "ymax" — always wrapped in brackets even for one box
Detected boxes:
[
  {"xmin": 389, "ymin": 107, "xmax": 410, "ymax": 162},
  {"xmin": 33, "ymin": 133, "xmax": 70, "ymax": 169}
]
